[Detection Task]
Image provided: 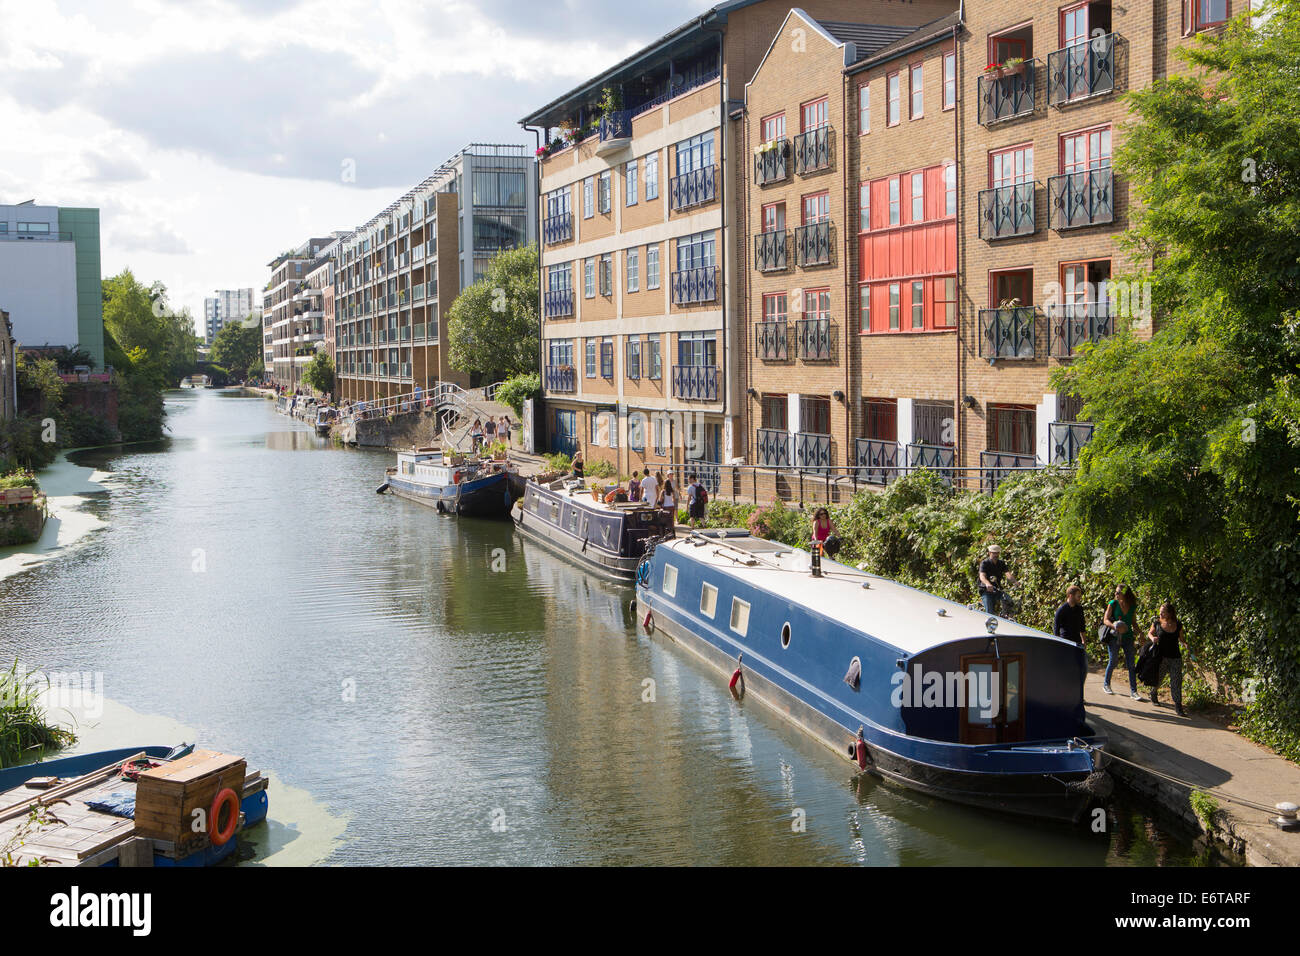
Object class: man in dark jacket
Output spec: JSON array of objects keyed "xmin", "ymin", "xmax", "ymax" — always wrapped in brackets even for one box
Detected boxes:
[{"xmin": 1053, "ymin": 585, "xmax": 1087, "ymax": 645}]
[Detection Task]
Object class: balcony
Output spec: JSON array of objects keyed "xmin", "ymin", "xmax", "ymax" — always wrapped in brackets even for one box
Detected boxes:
[
  {"xmin": 670, "ymin": 266, "xmax": 718, "ymax": 306},
  {"xmin": 543, "ymin": 213, "xmax": 573, "ymax": 245},
  {"xmin": 597, "ymin": 110, "xmax": 633, "ymax": 156},
  {"xmin": 1048, "ymin": 34, "xmax": 1117, "ymax": 106},
  {"xmin": 756, "ymin": 428, "xmax": 792, "ymax": 468},
  {"xmin": 544, "ymin": 288, "xmax": 574, "ymax": 318},
  {"xmin": 795, "ymin": 317, "xmax": 834, "ymax": 361},
  {"xmin": 854, "ymin": 438, "xmax": 900, "ymax": 485},
  {"xmin": 795, "ymin": 221, "xmax": 833, "ymax": 267},
  {"xmin": 793, "ymin": 431, "xmax": 833, "ymax": 469},
  {"xmin": 978, "ymin": 183, "xmax": 1037, "ymax": 240},
  {"xmin": 793, "ymin": 126, "xmax": 833, "ymax": 175},
  {"xmin": 753, "ymin": 230, "xmax": 789, "ymax": 272},
  {"xmin": 1049, "ymin": 421, "xmax": 1094, "ymax": 464},
  {"xmin": 1048, "ymin": 168, "xmax": 1114, "ymax": 231},
  {"xmin": 400, "ymin": 326, "xmax": 412, "ymax": 342},
  {"xmin": 978, "ymin": 307, "xmax": 1037, "ymax": 360},
  {"xmin": 977, "ymin": 61, "xmax": 1039, "ymax": 126},
  {"xmin": 670, "ymin": 166, "xmax": 717, "ymax": 211},
  {"xmin": 981, "ymin": 450, "xmax": 1037, "ymax": 494},
  {"xmin": 754, "ymin": 321, "xmax": 789, "ymax": 361},
  {"xmin": 544, "ymin": 365, "xmax": 576, "ymax": 393},
  {"xmin": 671, "ymin": 365, "xmax": 719, "ymax": 402},
  {"xmin": 754, "ymin": 140, "xmax": 789, "ymax": 185},
  {"xmin": 1048, "ymin": 301, "xmax": 1114, "ymax": 358},
  {"xmin": 906, "ymin": 443, "xmax": 955, "ymax": 486}
]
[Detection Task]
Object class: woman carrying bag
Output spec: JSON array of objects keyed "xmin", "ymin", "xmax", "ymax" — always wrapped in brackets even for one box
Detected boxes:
[
  {"xmin": 1148, "ymin": 603, "xmax": 1187, "ymax": 717},
  {"xmin": 1100, "ymin": 585, "xmax": 1141, "ymax": 700}
]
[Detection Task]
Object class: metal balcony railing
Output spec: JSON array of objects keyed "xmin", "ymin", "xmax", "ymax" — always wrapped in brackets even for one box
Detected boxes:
[
  {"xmin": 1049, "ymin": 421, "xmax": 1094, "ymax": 464},
  {"xmin": 977, "ymin": 62, "xmax": 1039, "ymax": 125},
  {"xmin": 906, "ymin": 443, "xmax": 955, "ymax": 486},
  {"xmin": 981, "ymin": 450, "xmax": 1038, "ymax": 494},
  {"xmin": 795, "ymin": 318, "xmax": 834, "ymax": 361},
  {"xmin": 671, "ymin": 365, "xmax": 719, "ymax": 402},
  {"xmin": 756, "ymin": 428, "xmax": 792, "ymax": 467},
  {"xmin": 854, "ymin": 438, "xmax": 900, "ymax": 485},
  {"xmin": 1048, "ymin": 168, "xmax": 1114, "ymax": 230},
  {"xmin": 793, "ymin": 126, "xmax": 833, "ymax": 175},
  {"xmin": 1048, "ymin": 34, "xmax": 1117, "ymax": 106},
  {"xmin": 754, "ymin": 321, "xmax": 788, "ymax": 360},
  {"xmin": 754, "ymin": 141, "xmax": 789, "ymax": 185},
  {"xmin": 543, "ymin": 213, "xmax": 573, "ymax": 244},
  {"xmin": 978, "ymin": 307, "xmax": 1037, "ymax": 360},
  {"xmin": 544, "ymin": 288, "xmax": 574, "ymax": 318},
  {"xmin": 687, "ymin": 462, "xmax": 721, "ymax": 496},
  {"xmin": 544, "ymin": 366, "xmax": 576, "ymax": 393},
  {"xmin": 670, "ymin": 266, "xmax": 718, "ymax": 306},
  {"xmin": 793, "ymin": 431, "xmax": 833, "ymax": 469},
  {"xmin": 1048, "ymin": 302, "xmax": 1115, "ymax": 358},
  {"xmin": 753, "ymin": 230, "xmax": 789, "ymax": 272},
  {"xmin": 598, "ymin": 110, "xmax": 632, "ymax": 143},
  {"xmin": 978, "ymin": 183, "xmax": 1038, "ymax": 240},
  {"xmin": 670, "ymin": 166, "xmax": 717, "ymax": 211},
  {"xmin": 795, "ymin": 221, "xmax": 833, "ymax": 267}
]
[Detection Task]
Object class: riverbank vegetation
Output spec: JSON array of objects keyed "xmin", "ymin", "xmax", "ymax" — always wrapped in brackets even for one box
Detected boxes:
[{"xmin": 0, "ymin": 661, "xmax": 75, "ymax": 769}]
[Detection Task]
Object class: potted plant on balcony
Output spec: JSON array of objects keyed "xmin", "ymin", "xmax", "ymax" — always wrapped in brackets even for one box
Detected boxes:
[
  {"xmin": 597, "ymin": 87, "xmax": 623, "ymax": 125},
  {"xmin": 1001, "ymin": 57, "xmax": 1027, "ymax": 78}
]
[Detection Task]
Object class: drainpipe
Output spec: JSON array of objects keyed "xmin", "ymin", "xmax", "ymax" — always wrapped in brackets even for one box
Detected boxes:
[
  {"xmin": 842, "ymin": 67, "xmax": 852, "ymax": 475},
  {"xmin": 700, "ymin": 17, "xmax": 727, "ymax": 469},
  {"xmin": 525, "ymin": 123, "xmax": 545, "ymax": 453},
  {"xmin": 953, "ymin": 24, "xmax": 964, "ymax": 489}
]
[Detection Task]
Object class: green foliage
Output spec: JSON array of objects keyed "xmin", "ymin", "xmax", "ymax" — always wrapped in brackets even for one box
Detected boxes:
[
  {"xmin": 543, "ymin": 452, "xmax": 572, "ymax": 472},
  {"xmin": 485, "ymin": 440, "xmax": 508, "ymax": 459},
  {"xmin": 446, "ymin": 244, "xmax": 540, "ymax": 380},
  {"xmin": 0, "ymin": 470, "xmax": 39, "ymax": 491},
  {"xmin": 0, "ymin": 661, "xmax": 76, "ymax": 769},
  {"xmin": 57, "ymin": 406, "xmax": 118, "ymax": 449},
  {"xmin": 16, "ymin": 355, "xmax": 65, "ymax": 411},
  {"xmin": 586, "ymin": 458, "xmax": 616, "ymax": 479},
  {"xmin": 0, "ymin": 416, "xmax": 59, "ymax": 472},
  {"xmin": 1056, "ymin": 5, "xmax": 1300, "ymax": 750},
  {"xmin": 114, "ymin": 372, "xmax": 165, "ymax": 444},
  {"xmin": 103, "ymin": 270, "xmax": 197, "ymax": 389},
  {"xmin": 496, "ymin": 372, "xmax": 541, "ymax": 417},
  {"xmin": 1189, "ymin": 790, "xmax": 1220, "ymax": 831},
  {"xmin": 301, "ymin": 351, "xmax": 335, "ymax": 397},
  {"xmin": 210, "ymin": 318, "xmax": 262, "ymax": 380}
]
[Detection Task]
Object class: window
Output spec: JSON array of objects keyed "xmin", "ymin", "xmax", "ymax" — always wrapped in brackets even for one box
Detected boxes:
[
  {"xmin": 805, "ymin": 288, "xmax": 830, "ymax": 322},
  {"xmin": 1061, "ymin": 126, "xmax": 1112, "ymax": 174},
  {"xmin": 626, "ymin": 160, "xmax": 638, "ymax": 206},
  {"xmin": 646, "ymin": 335, "xmax": 662, "ymax": 379},
  {"xmin": 859, "ymin": 182, "xmax": 871, "ymax": 232},
  {"xmin": 762, "ymin": 202, "xmax": 786, "ymax": 232},
  {"xmin": 583, "ymin": 177, "xmax": 594, "ymax": 218},
  {"xmin": 910, "ymin": 63, "xmax": 923, "ymax": 119},
  {"xmin": 990, "ymin": 145, "xmax": 1034, "ymax": 187},
  {"xmin": 864, "ymin": 398, "xmax": 898, "ymax": 441},
  {"xmin": 653, "ymin": 414, "xmax": 669, "ymax": 455},
  {"xmin": 858, "ymin": 284, "xmax": 871, "ymax": 332},
  {"xmin": 911, "ymin": 172, "xmax": 924, "ymax": 223},
  {"xmin": 911, "ymin": 280, "xmax": 925, "ymax": 329},
  {"xmin": 676, "ymin": 231, "xmax": 716, "ymax": 271},
  {"xmin": 626, "ymin": 337, "xmax": 642, "ymax": 379},
  {"xmin": 991, "ymin": 269, "xmax": 1033, "ymax": 308},
  {"xmin": 858, "ymin": 85, "xmax": 870, "ymax": 134},
  {"xmin": 936, "ymin": 277, "xmax": 958, "ymax": 327},
  {"xmin": 887, "ymin": 73, "xmax": 900, "ymax": 126},
  {"xmin": 585, "ymin": 340, "xmax": 597, "ymax": 377},
  {"xmin": 547, "ymin": 263, "xmax": 573, "ymax": 291},
  {"xmin": 761, "ymin": 113, "xmax": 786, "ymax": 141},
  {"xmin": 802, "ymin": 192, "xmax": 829, "ymax": 224},
  {"xmin": 944, "ymin": 164, "xmax": 957, "ymax": 217},
  {"xmin": 801, "ymin": 97, "xmax": 829, "ymax": 131},
  {"xmin": 987, "ymin": 404, "xmax": 1036, "ymax": 456},
  {"xmin": 764, "ymin": 293, "xmax": 787, "ymax": 321},
  {"xmin": 889, "ymin": 283, "xmax": 901, "ymax": 330},
  {"xmin": 730, "ymin": 598, "xmax": 750, "ymax": 636},
  {"xmin": 626, "ymin": 249, "xmax": 639, "ymax": 292},
  {"xmin": 888, "ymin": 177, "xmax": 900, "ymax": 225},
  {"xmin": 647, "ymin": 245, "xmax": 661, "ymax": 289},
  {"xmin": 677, "ymin": 330, "xmax": 717, "ymax": 369},
  {"xmin": 1184, "ymin": 0, "xmax": 1230, "ymax": 34},
  {"xmin": 943, "ymin": 52, "xmax": 956, "ymax": 110},
  {"xmin": 662, "ymin": 564, "xmax": 678, "ymax": 596},
  {"xmin": 600, "ymin": 337, "xmax": 614, "ymax": 378},
  {"xmin": 676, "ymin": 133, "xmax": 714, "ymax": 175},
  {"xmin": 761, "ymin": 395, "xmax": 788, "ymax": 430},
  {"xmin": 914, "ymin": 400, "xmax": 953, "ymax": 447},
  {"xmin": 645, "ymin": 152, "xmax": 659, "ymax": 199},
  {"xmin": 700, "ymin": 582, "xmax": 718, "ymax": 618},
  {"xmin": 547, "ymin": 339, "xmax": 574, "ymax": 369},
  {"xmin": 584, "ymin": 258, "xmax": 596, "ymax": 298},
  {"xmin": 599, "ymin": 254, "xmax": 613, "ymax": 296},
  {"xmin": 598, "ymin": 171, "xmax": 611, "ymax": 213}
]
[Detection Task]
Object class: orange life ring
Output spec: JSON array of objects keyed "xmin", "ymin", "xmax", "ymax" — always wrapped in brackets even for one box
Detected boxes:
[{"xmin": 210, "ymin": 788, "xmax": 240, "ymax": 847}]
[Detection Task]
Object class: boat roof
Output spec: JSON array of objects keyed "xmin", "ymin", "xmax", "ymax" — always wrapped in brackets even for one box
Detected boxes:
[
  {"xmin": 532, "ymin": 477, "xmax": 661, "ymax": 515},
  {"xmin": 662, "ymin": 530, "xmax": 1064, "ymax": 656}
]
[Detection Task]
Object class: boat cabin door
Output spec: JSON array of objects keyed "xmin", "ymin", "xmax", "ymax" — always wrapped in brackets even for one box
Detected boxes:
[{"xmin": 958, "ymin": 653, "xmax": 1025, "ymax": 744}]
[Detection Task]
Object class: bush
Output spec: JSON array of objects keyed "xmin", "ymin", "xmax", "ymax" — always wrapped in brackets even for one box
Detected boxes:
[
  {"xmin": 0, "ymin": 471, "xmax": 39, "ymax": 492},
  {"xmin": 586, "ymin": 458, "xmax": 616, "ymax": 479},
  {"xmin": 57, "ymin": 406, "xmax": 119, "ymax": 448},
  {"xmin": 544, "ymin": 452, "xmax": 572, "ymax": 472},
  {"xmin": 0, "ymin": 416, "xmax": 59, "ymax": 472},
  {"xmin": 496, "ymin": 372, "xmax": 541, "ymax": 417}
]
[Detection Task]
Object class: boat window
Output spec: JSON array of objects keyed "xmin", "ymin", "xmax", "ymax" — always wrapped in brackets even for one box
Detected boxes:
[
  {"xmin": 663, "ymin": 564, "xmax": 678, "ymax": 596},
  {"xmin": 700, "ymin": 582, "xmax": 718, "ymax": 618},
  {"xmin": 602, "ymin": 523, "xmax": 612, "ymax": 546},
  {"xmin": 966, "ymin": 662, "xmax": 995, "ymax": 726},
  {"xmin": 730, "ymin": 598, "xmax": 750, "ymax": 636},
  {"xmin": 581, "ymin": 516, "xmax": 589, "ymax": 538},
  {"xmin": 1005, "ymin": 659, "xmax": 1021, "ymax": 723},
  {"xmin": 781, "ymin": 622, "xmax": 791, "ymax": 649}
]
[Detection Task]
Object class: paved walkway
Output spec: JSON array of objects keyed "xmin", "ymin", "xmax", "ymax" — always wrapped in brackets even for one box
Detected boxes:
[{"xmin": 1082, "ymin": 665, "xmax": 1300, "ymax": 866}]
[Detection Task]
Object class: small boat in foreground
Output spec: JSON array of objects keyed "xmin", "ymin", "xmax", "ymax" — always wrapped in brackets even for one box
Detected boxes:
[
  {"xmin": 385, "ymin": 449, "xmax": 517, "ymax": 518},
  {"xmin": 513, "ymin": 476, "xmax": 675, "ymax": 581},
  {"xmin": 635, "ymin": 530, "xmax": 1110, "ymax": 822},
  {"xmin": 0, "ymin": 744, "xmax": 270, "ymax": 866}
]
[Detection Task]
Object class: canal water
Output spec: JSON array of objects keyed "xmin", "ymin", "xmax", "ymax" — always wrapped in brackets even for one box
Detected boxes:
[{"xmin": 0, "ymin": 389, "xmax": 1223, "ymax": 865}]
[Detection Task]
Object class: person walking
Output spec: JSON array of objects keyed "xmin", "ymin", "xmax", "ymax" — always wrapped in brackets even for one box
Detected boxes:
[
  {"xmin": 659, "ymin": 477, "xmax": 677, "ymax": 522},
  {"xmin": 1053, "ymin": 585, "xmax": 1087, "ymax": 646},
  {"xmin": 628, "ymin": 471, "xmax": 642, "ymax": 503},
  {"xmin": 640, "ymin": 469, "xmax": 658, "ymax": 506},
  {"xmin": 977, "ymin": 545, "xmax": 1015, "ymax": 616},
  {"xmin": 1101, "ymin": 584, "xmax": 1141, "ymax": 699},
  {"xmin": 685, "ymin": 475, "xmax": 702, "ymax": 528},
  {"xmin": 1148, "ymin": 602, "xmax": 1186, "ymax": 716},
  {"xmin": 499, "ymin": 415, "xmax": 511, "ymax": 446},
  {"xmin": 470, "ymin": 418, "xmax": 484, "ymax": 453}
]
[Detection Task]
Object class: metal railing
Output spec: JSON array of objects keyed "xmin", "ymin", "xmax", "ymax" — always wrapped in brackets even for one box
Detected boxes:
[
  {"xmin": 753, "ymin": 230, "xmax": 789, "ymax": 272},
  {"xmin": 981, "ymin": 450, "xmax": 1037, "ymax": 494},
  {"xmin": 1049, "ymin": 421, "xmax": 1094, "ymax": 464},
  {"xmin": 754, "ymin": 141, "xmax": 789, "ymax": 185},
  {"xmin": 544, "ymin": 365, "xmax": 576, "ymax": 393},
  {"xmin": 543, "ymin": 213, "xmax": 573, "ymax": 244},
  {"xmin": 793, "ymin": 431, "xmax": 833, "ymax": 469},
  {"xmin": 793, "ymin": 126, "xmax": 833, "ymax": 175},
  {"xmin": 795, "ymin": 317, "xmax": 834, "ymax": 360},
  {"xmin": 0, "ymin": 231, "xmax": 72, "ymax": 242},
  {"xmin": 978, "ymin": 183, "xmax": 1038, "ymax": 240},
  {"xmin": 907, "ymin": 443, "xmax": 956, "ymax": 486},
  {"xmin": 628, "ymin": 68, "xmax": 720, "ymax": 118},
  {"xmin": 1048, "ymin": 34, "xmax": 1117, "ymax": 105},
  {"xmin": 544, "ymin": 288, "xmax": 574, "ymax": 318},
  {"xmin": 671, "ymin": 365, "xmax": 719, "ymax": 402},
  {"xmin": 670, "ymin": 266, "xmax": 717, "ymax": 305},
  {"xmin": 1047, "ymin": 301, "xmax": 1115, "ymax": 357},
  {"xmin": 854, "ymin": 438, "xmax": 900, "ymax": 485},
  {"xmin": 756, "ymin": 428, "xmax": 792, "ymax": 467},
  {"xmin": 754, "ymin": 320, "xmax": 789, "ymax": 360},
  {"xmin": 795, "ymin": 220, "xmax": 833, "ymax": 267},
  {"xmin": 978, "ymin": 307, "xmax": 1037, "ymax": 360},
  {"xmin": 598, "ymin": 110, "xmax": 632, "ymax": 142},
  {"xmin": 977, "ymin": 62, "xmax": 1039, "ymax": 125},
  {"xmin": 670, "ymin": 165, "xmax": 717, "ymax": 211},
  {"xmin": 1048, "ymin": 167, "xmax": 1114, "ymax": 230}
]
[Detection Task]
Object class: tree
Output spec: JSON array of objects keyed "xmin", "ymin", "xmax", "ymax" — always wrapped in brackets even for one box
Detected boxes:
[
  {"xmin": 301, "ymin": 351, "xmax": 335, "ymax": 399},
  {"xmin": 210, "ymin": 318, "xmax": 262, "ymax": 380},
  {"xmin": 446, "ymin": 243, "xmax": 539, "ymax": 381},
  {"xmin": 102, "ymin": 270, "xmax": 196, "ymax": 388},
  {"xmin": 1055, "ymin": 3, "xmax": 1300, "ymax": 756}
]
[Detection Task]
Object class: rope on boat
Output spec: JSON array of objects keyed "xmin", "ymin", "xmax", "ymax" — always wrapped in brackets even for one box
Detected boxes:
[{"xmin": 1070, "ymin": 737, "xmax": 1280, "ymax": 813}]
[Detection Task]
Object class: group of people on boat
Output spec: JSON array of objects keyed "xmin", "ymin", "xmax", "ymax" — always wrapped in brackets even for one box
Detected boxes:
[{"xmin": 570, "ymin": 453, "xmax": 710, "ymax": 527}]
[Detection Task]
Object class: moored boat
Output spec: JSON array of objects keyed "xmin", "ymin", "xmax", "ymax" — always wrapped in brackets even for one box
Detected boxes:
[
  {"xmin": 513, "ymin": 476, "xmax": 675, "ymax": 581},
  {"xmin": 385, "ymin": 449, "xmax": 516, "ymax": 518},
  {"xmin": 635, "ymin": 530, "xmax": 1110, "ymax": 822}
]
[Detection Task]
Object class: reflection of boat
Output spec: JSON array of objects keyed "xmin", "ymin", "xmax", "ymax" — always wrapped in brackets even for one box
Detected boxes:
[
  {"xmin": 636, "ymin": 530, "xmax": 1109, "ymax": 823},
  {"xmin": 385, "ymin": 449, "xmax": 516, "ymax": 518},
  {"xmin": 0, "ymin": 744, "xmax": 270, "ymax": 866},
  {"xmin": 514, "ymin": 477, "xmax": 674, "ymax": 581}
]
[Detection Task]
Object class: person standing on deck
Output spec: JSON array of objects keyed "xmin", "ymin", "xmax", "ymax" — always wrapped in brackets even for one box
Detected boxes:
[{"xmin": 1148, "ymin": 603, "xmax": 1187, "ymax": 717}]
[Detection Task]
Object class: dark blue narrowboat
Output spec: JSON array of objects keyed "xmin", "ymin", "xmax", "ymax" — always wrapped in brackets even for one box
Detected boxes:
[
  {"xmin": 635, "ymin": 530, "xmax": 1110, "ymax": 822},
  {"xmin": 385, "ymin": 450, "xmax": 516, "ymax": 519},
  {"xmin": 513, "ymin": 477, "xmax": 675, "ymax": 581}
]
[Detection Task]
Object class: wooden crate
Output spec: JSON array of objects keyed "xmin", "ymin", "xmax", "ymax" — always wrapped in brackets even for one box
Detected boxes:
[{"xmin": 134, "ymin": 750, "xmax": 246, "ymax": 853}]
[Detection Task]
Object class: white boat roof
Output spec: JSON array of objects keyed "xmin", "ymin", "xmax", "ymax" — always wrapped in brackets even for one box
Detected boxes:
[
  {"xmin": 534, "ymin": 478, "xmax": 661, "ymax": 515},
  {"xmin": 661, "ymin": 531, "xmax": 1065, "ymax": 656}
]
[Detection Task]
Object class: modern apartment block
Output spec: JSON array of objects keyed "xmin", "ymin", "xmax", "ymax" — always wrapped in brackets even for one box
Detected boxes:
[
  {"xmin": 522, "ymin": 0, "xmax": 954, "ymax": 481},
  {"xmin": 204, "ymin": 288, "xmax": 255, "ymax": 343},
  {"xmin": 331, "ymin": 144, "xmax": 536, "ymax": 403},
  {"xmin": 0, "ymin": 201, "xmax": 104, "ymax": 367},
  {"xmin": 262, "ymin": 236, "xmax": 339, "ymax": 390}
]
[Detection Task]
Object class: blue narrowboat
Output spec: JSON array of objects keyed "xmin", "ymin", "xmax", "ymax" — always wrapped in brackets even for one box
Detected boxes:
[
  {"xmin": 635, "ymin": 530, "xmax": 1110, "ymax": 822},
  {"xmin": 513, "ymin": 477, "xmax": 675, "ymax": 581},
  {"xmin": 385, "ymin": 450, "xmax": 516, "ymax": 518}
]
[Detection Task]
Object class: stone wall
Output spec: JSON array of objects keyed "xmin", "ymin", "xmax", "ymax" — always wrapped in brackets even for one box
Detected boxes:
[{"xmin": 0, "ymin": 500, "xmax": 45, "ymax": 546}]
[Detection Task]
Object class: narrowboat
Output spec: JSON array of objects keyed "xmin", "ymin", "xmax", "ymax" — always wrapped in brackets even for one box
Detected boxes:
[
  {"xmin": 385, "ymin": 449, "xmax": 516, "ymax": 518},
  {"xmin": 0, "ymin": 744, "xmax": 270, "ymax": 867},
  {"xmin": 513, "ymin": 477, "xmax": 675, "ymax": 581},
  {"xmin": 635, "ymin": 530, "xmax": 1110, "ymax": 822}
]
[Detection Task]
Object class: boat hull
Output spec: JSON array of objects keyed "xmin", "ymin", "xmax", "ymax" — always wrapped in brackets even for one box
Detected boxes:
[{"xmin": 388, "ymin": 470, "xmax": 514, "ymax": 519}]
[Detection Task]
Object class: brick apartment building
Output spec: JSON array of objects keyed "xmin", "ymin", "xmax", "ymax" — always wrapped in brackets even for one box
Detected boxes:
[{"xmin": 263, "ymin": 236, "xmax": 338, "ymax": 390}]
